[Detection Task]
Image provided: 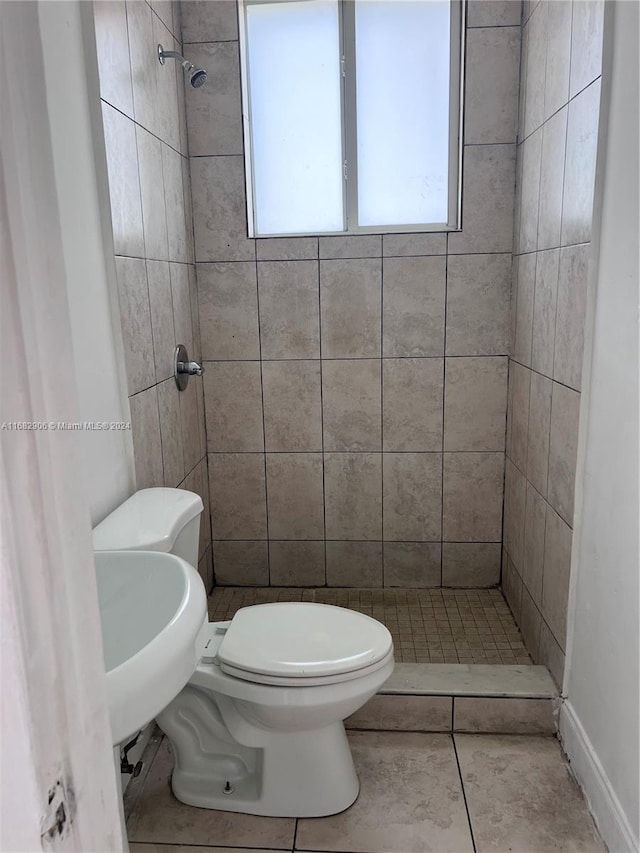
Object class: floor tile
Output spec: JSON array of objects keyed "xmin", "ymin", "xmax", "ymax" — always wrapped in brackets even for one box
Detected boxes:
[
  {"xmin": 454, "ymin": 734, "xmax": 605, "ymax": 852},
  {"xmin": 127, "ymin": 741, "xmax": 295, "ymax": 849},
  {"xmin": 130, "ymin": 847, "xmax": 275, "ymax": 852},
  {"xmin": 208, "ymin": 587, "xmax": 532, "ymax": 665},
  {"xmin": 295, "ymin": 732, "xmax": 474, "ymax": 852}
]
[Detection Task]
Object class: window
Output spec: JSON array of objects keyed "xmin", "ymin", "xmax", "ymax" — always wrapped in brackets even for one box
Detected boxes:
[{"xmin": 239, "ymin": 0, "xmax": 464, "ymax": 237}]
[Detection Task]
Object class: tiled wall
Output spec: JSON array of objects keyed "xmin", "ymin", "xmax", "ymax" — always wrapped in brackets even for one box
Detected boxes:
[
  {"xmin": 503, "ymin": 0, "xmax": 604, "ymax": 684},
  {"xmin": 181, "ymin": 0, "xmax": 521, "ymax": 587},
  {"xmin": 93, "ymin": 0, "xmax": 212, "ymax": 588}
]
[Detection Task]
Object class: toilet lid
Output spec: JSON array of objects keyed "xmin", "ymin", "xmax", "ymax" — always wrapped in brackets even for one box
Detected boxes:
[{"xmin": 217, "ymin": 602, "xmax": 393, "ymax": 680}]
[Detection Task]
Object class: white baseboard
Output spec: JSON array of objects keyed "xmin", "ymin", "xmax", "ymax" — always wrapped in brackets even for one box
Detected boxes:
[{"xmin": 559, "ymin": 701, "xmax": 638, "ymax": 853}]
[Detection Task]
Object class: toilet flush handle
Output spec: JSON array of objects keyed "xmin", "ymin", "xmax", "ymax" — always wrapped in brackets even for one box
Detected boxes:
[{"xmin": 174, "ymin": 344, "xmax": 205, "ymax": 391}]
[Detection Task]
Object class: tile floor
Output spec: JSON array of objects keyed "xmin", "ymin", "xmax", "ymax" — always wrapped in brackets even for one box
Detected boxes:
[
  {"xmin": 208, "ymin": 587, "xmax": 532, "ymax": 665},
  {"xmin": 127, "ymin": 732, "xmax": 604, "ymax": 853}
]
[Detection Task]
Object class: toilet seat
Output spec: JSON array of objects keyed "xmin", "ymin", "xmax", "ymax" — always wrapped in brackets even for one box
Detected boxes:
[{"xmin": 217, "ymin": 602, "xmax": 393, "ymax": 687}]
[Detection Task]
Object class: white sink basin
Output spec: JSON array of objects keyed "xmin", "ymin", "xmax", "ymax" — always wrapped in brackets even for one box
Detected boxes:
[{"xmin": 94, "ymin": 550, "xmax": 207, "ymax": 745}]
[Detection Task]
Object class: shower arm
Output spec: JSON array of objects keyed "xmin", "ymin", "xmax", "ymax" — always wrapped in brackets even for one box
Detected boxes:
[{"xmin": 157, "ymin": 45, "xmax": 194, "ymax": 72}]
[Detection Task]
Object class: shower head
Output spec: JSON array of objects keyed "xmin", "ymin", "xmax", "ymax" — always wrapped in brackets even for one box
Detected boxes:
[{"xmin": 157, "ymin": 44, "xmax": 208, "ymax": 89}]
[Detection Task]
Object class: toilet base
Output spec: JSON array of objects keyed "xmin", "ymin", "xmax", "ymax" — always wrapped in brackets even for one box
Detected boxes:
[{"xmin": 156, "ymin": 683, "xmax": 360, "ymax": 817}]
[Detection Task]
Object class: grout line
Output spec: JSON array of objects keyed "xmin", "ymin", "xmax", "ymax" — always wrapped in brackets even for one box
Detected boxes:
[
  {"xmin": 452, "ymin": 733, "xmax": 478, "ymax": 853},
  {"xmin": 380, "ymin": 254, "xmax": 385, "ymax": 585},
  {"xmin": 254, "ymin": 256, "xmax": 270, "ymax": 583},
  {"xmin": 291, "ymin": 818, "xmax": 299, "ymax": 853},
  {"xmin": 318, "ymin": 252, "xmax": 328, "ymax": 586}
]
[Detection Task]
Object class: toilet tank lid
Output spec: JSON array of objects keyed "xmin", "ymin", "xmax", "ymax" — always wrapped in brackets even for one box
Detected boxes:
[{"xmin": 92, "ymin": 488, "xmax": 203, "ymax": 553}]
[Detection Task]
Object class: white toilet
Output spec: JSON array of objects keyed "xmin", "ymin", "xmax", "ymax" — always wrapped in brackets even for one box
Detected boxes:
[{"xmin": 93, "ymin": 488, "xmax": 394, "ymax": 818}]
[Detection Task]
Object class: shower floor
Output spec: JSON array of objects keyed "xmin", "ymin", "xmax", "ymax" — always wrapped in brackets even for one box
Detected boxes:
[{"xmin": 208, "ymin": 587, "xmax": 532, "ymax": 665}]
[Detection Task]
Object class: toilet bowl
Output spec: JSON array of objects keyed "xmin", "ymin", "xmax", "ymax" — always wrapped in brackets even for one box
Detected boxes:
[{"xmin": 93, "ymin": 488, "xmax": 394, "ymax": 818}]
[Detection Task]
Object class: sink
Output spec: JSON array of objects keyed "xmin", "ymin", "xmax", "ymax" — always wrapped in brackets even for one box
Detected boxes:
[{"xmin": 94, "ymin": 550, "xmax": 207, "ymax": 745}]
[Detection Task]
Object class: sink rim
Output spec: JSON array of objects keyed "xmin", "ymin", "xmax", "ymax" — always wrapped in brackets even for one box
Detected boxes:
[{"xmin": 94, "ymin": 549, "xmax": 207, "ymax": 745}]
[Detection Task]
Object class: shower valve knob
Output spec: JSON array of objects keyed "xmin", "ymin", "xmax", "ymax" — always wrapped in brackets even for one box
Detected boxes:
[{"xmin": 174, "ymin": 344, "xmax": 204, "ymax": 390}]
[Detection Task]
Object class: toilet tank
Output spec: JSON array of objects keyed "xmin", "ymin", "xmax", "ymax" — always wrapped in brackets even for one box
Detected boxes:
[{"xmin": 93, "ymin": 488, "xmax": 204, "ymax": 569}]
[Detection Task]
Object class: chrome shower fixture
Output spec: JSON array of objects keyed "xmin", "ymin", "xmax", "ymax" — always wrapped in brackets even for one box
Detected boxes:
[{"xmin": 157, "ymin": 44, "xmax": 208, "ymax": 88}]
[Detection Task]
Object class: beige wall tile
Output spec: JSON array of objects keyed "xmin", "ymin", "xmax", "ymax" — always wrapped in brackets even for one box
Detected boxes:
[
  {"xmin": 523, "ymin": 482, "xmax": 546, "ymax": 605},
  {"xmin": 256, "ymin": 237, "xmax": 318, "ymax": 261},
  {"xmin": 296, "ymin": 733, "xmax": 474, "ymax": 853},
  {"xmin": 382, "ymin": 233, "xmax": 446, "ymax": 257},
  {"xmin": 181, "ymin": 0, "xmax": 238, "ymax": 42},
  {"xmin": 504, "ymin": 458, "xmax": 526, "ymax": 569},
  {"xmin": 320, "ymin": 259, "xmax": 381, "ymax": 358},
  {"xmin": 137, "ymin": 127, "xmax": 169, "ymax": 261},
  {"xmin": 93, "ymin": 0, "xmax": 134, "ymax": 118},
  {"xmin": 157, "ymin": 378, "xmax": 184, "ymax": 487},
  {"xmin": 542, "ymin": 506, "xmax": 572, "ymax": 649},
  {"xmin": 209, "ymin": 453, "xmax": 267, "ymax": 540},
  {"xmin": 382, "ymin": 256, "xmax": 446, "ymax": 356},
  {"xmin": 170, "ymin": 262, "xmax": 193, "ymax": 355},
  {"xmin": 538, "ymin": 617, "xmax": 566, "ymax": 687},
  {"xmin": 266, "ymin": 453, "xmax": 324, "ymax": 539},
  {"xmin": 213, "ymin": 541, "xmax": 268, "ymax": 586},
  {"xmin": 502, "ymin": 551, "xmax": 523, "ymax": 621},
  {"xmin": 347, "ymin": 695, "xmax": 452, "ymax": 731},
  {"xmin": 185, "ymin": 42, "xmax": 242, "ymax": 156},
  {"xmin": 508, "ymin": 362, "xmax": 530, "ymax": 472},
  {"xmin": 204, "ymin": 362, "xmax": 263, "ymax": 451},
  {"xmin": 129, "ymin": 385, "xmax": 164, "ymax": 489},
  {"xmin": 197, "ymin": 545, "xmax": 213, "ymax": 593},
  {"xmin": 319, "ymin": 235, "xmax": 381, "ymax": 259},
  {"xmin": 269, "ymin": 540, "xmax": 325, "ymax": 586},
  {"xmin": 537, "ymin": 108, "xmax": 568, "ymax": 250},
  {"xmin": 531, "ymin": 249, "xmax": 559, "ymax": 377},
  {"xmin": 554, "ymin": 244, "xmax": 589, "ymax": 391},
  {"xmin": 184, "ymin": 458, "xmax": 211, "ymax": 559},
  {"xmin": 543, "ymin": 1, "xmax": 572, "ymax": 120},
  {"xmin": 467, "ymin": 0, "xmax": 522, "ymax": 27},
  {"xmin": 518, "ymin": 128, "xmax": 542, "ymax": 254},
  {"xmin": 455, "ymin": 735, "xmax": 604, "ymax": 852},
  {"xmin": 383, "ymin": 359, "xmax": 443, "ymax": 451},
  {"xmin": 446, "ymin": 254, "xmax": 511, "ymax": 356},
  {"xmin": 383, "ymin": 454, "xmax": 442, "ymax": 541},
  {"xmin": 114, "ymin": 257, "xmax": 155, "ymax": 395},
  {"xmin": 448, "ymin": 145, "xmax": 515, "ymax": 254},
  {"xmin": 548, "ymin": 382, "xmax": 580, "ymax": 523},
  {"xmin": 126, "ymin": 0, "xmax": 158, "ymax": 135},
  {"xmin": 162, "ymin": 146, "xmax": 189, "ymax": 263},
  {"xmin": 442, "ymin": 543, "xmax": 501, "ymax": 587},
  {"xmin": 180, "ymin": 378, "xmax": 203, "ymax": 475},
  {"xmin": 262, "ymin": 361, "xmax": 322, "ymax": 452},
  {"xmin": 454, "ymin": 697, "xmax": 554, "ymax": 734},
  {"xmin": 198, "ymin": 262, "xmax": 260, "ymax": 360},
  {"xmin": 383, "ymin": 542, "xmax": 441, "ymax": 588},
  {"xmin": 191, "ymin": 156, "xmax": 255, "ymax": 262},
  {"xmin": 464, "ymin": 27, "xmax": 520, "ymax": 144},
  {"xmin": 444, "ymin": 357, "xmax": 508, "ymax": 451},
  {"xmin": 102, "ymin": 103, "xmax": 144, "ymax": 257},
  {"xmin": 562, "ymin": 80, "xmax": 601, "ymax": 247},
  {"xmin": 257, "ymin": 260, "xmax": 320, "ymax": 359},
  {"xmin": 569, "ymin": 0, "xmax": 605, "ymax": 99},
  {"xmin": 323, "ymin": 360, "xmax": 381, "ymax": 451},
  {"xmin": 526, "ymin": 371, "xmax": 552, "ymax": 496},
  {"xmin": 512, "ymin": 253, "xmax": 536, "ymax": 366},
  {"xmin": 153, "ymin": 17, "xmax": 180, "ymax": 151},
  {"xmin": 325, "ymin": 541, "xmax": 383, "ymax": 587},
  {"xmin": 324, "ymin": 453, "xmax": 382, "ymax": 540},
  {"xmin": 519, "ymin": 584, "xmax": 542, "ymax": 659},
  {"xmin": 443, "ymin": 453, "xmax": 504, "ymax": 542},
  {"xmin": 523, "ymin": 0, "xmax": 548, "ymax": 137}
]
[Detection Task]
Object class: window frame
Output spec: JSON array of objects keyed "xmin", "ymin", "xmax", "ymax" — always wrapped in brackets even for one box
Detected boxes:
[{"xmin": 238, "ymin": 0, "xmax": 465, "ymax": 238}]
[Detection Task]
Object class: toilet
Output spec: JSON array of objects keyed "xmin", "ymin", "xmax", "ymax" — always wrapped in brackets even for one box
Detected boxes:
[{"xmin": 93, "ymin": 488, "xmax": 394, "ymax": 818}]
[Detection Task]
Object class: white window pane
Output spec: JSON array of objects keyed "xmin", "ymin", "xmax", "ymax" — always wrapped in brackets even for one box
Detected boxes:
[
  {"xmin": 355, "ymin": 0, "xmax": 451, "ymax": 226},
  {"xmin": 245, "ymin": 0, "xmax": 344, "ymax": 235}
]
